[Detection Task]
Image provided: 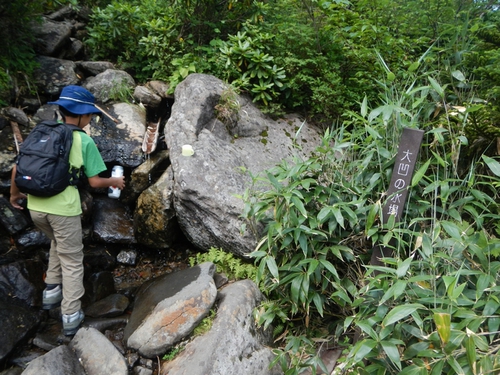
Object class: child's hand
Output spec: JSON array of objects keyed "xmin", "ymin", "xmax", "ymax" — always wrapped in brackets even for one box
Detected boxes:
[
  {"xmin": 10, "ymin": 192, "xmax": 27, "ymax": 210},
  {"xmin": 112, "ymin": 176, "xmax": 126, "ymax": 190}
]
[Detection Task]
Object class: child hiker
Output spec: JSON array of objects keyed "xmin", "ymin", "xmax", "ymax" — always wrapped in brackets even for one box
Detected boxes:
[{"xmin": 9, "ymin": 85, "xmax": 126, "ymax": 335}]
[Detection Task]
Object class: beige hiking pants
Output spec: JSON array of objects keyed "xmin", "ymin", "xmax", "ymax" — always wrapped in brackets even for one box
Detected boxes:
[{"xmin": 30, "ymin": 211, "xmax": 84, "ymax": 315}]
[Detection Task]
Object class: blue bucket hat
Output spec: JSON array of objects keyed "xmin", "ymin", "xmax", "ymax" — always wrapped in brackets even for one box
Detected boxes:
[{"xmin": 48, "ymin": 85, "xmax": 101, "ymax": 115}]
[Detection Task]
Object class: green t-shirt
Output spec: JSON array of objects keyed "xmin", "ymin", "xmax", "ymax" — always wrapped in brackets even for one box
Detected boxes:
[{"xmin": 28, "ymin": 131, "xmax": 107, "ymax": 216}]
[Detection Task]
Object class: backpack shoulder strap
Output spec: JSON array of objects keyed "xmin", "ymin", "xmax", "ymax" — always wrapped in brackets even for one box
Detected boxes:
[{"xmin": 37, "ymin": 120, "xmax": 85, "ymax": 133}]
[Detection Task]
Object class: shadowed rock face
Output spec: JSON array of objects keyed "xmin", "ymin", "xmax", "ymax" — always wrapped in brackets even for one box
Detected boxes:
[{"xmin": 165, "ymin": 73, "xmax": 323, "ymax": 256}]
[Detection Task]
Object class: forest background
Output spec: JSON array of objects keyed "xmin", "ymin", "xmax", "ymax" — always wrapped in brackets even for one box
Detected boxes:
[{"xmin": 1, "ymin": 0, "xmax": 500, "ymax": 374}]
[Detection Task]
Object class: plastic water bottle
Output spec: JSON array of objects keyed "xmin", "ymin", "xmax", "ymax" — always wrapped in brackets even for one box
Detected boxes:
[{"xmin": 108, "ymin": 165, "xmax": 124, "ymax": 199}]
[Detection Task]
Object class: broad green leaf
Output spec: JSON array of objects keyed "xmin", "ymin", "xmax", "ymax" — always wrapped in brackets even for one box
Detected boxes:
[
  {"xmin": 332, "ymin": 206, "xmax": 345, "ymax": 229},
  {"xmin": 408, "ymin": 61, "xmax": 420, "ymax": 72},
  {"xmin": 447, "ymin": 356, "xmax": 464, "ymax": 374},
  {"xmin": 433, "ymin": 312, "xmax": 451, "ymax": 344},
  {"xmin": 361, "ymin": 95, "xmax": 368, "ymax": 117},
  {"xmin": 471, "ymin": 331, "xmax": 489, "ymax": 351},
  {"xmin": 381, "ymin": 340, "xmax": 402, "ymax": 370},
  {"xmin": 441, "ymin": 220, "xmax": 462, "ymax": 240},
  {"xmin": 452, "ymin": 70, "xmax": 466, "ymax": 82},
  {"xmin": 306, "ymin": 259, "xmax": 319, "ymax": 275},
  {"xmin": 290, "ymin": 274, "xmax": 301, "ymax": 304},
  {"xmin": 396, "ymin": 257, "xmax": 413, "ymax": 278},
  {"xmin": 451, "ymin": 282, "xmax": 466, "ymax": 300},
  {"xmin": 428, "ymin": 76, "xmax": 444, "ymax": 98},
  {"xmin": 430, "ymin": 360, "xmax": 445, "ymax": 375},
  {"xmin": 482, "ymin": 155, "xmax": 500, "ymax": 177},
  {"xmin": 403, "ymin": 341, "xmax": 428, "ymax": 359},
  {"xmin": 319, "ymin": 259, "xmax": 340, "ymax": 279},
  {"xmin": 380, "ymin": 279, "xmax": 407, "ymax": 304},
  {"xmin": 356, "ymin": 321, "xmax": 378, "ymax": 340},
  {"xmin": 291, "ymin": 196, "xmax": 307, "ymax": 217},
  {"xmin": 317, "ymin": 206, "xmax": 331, "ymax": 223},
  {"xmin": 265, "ymin": 256, "xmax": 279, "ymax": 280},
  {"xmin": 420, "ymin": 233, "xmax": 433, "ymax": 258},
  {"xmin": 368, "ymin": 106, "xmax": 385, "ymax": 123},
  {"xmin": 399, "ymin": 365, "xmax": 425, "ymax": 375},
  {"xmin": 365, "ymin": 124, "xmax": 382, "ymax": 139},
  {"xmin": 464, "ymin": 336, "xmax": 476, "ymax": 370},
  {"xmin": 344, "ymin": 316, "xmax": 354, "ymax": 331},
  {"xmin": 365, "ymin": 203, "xmax": 378, "ymax": 236},
  {"xmin": 312, "ymin": 293, "xmax": 324, "ymax": 317},
  {"xmin": 411, "ymin": 159, "xmax": 430, "ymax": 187},
  {"xmin": 353, "ymin": 339, "xmax": 377, "ymax": 362},
  {"xmin": 383, "ymin": 304, "xmax": 426, "ymax": 326}
]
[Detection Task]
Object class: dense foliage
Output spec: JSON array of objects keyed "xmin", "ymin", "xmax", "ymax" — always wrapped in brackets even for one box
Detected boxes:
[
  {"xmin": 242, "ymin": 49, "xmax": 500, "ymax": 375},
  {"xmin": 3, "ymin": 0, "xmax": 500, "ymax": 373},
  {"xmin": 3, "ymin": 1, "xmax": 500, "ymax": 125}
]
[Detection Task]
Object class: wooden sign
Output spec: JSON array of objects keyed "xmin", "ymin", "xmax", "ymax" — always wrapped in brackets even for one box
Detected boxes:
[{"xmin": 370, "ymin": 127, "xmax": 425, "ymax": 266}]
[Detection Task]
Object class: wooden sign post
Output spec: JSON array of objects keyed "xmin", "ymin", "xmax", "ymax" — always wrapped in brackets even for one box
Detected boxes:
[{"xmin": 370, "ymin": 127, "xmax": 425, "ymax": 266}]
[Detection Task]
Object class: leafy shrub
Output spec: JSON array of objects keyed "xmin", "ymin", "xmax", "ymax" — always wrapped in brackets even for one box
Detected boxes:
[
  {"xmin": 242, "ymin": 42, "xmax": 500, "ymax": 372},
  {"xmin": 0, "ymin": 0, "xmax": 43, "ymax": 105},
  {"xmin": 189, "ymin": 247, "xmax": 257, "ymax": 281},
  {"xmin": 218, "ymin": 21, "xmax": 286, "ymax": 105}
]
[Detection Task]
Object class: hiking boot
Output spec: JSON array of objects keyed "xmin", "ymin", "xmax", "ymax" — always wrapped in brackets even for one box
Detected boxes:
[
  {"xmin": 42, "ymin": 284, "xmax": 62, "ymax": 310},
  {"xmin": 62, "ymin": 309, "xmax": 84, "ymax": 336}
]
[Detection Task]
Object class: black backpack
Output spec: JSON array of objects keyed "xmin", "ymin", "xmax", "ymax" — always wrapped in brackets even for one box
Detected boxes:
[{"xmin": 15, "ymin": 120, "xmax": 84, "ymax": 197}]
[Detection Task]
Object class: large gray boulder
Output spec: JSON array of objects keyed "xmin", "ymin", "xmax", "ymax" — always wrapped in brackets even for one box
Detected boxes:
[
  {"xmin": 165, "ymin": 73, "xmax": 322, "ymax": 256},
  {"xmin": 31, "ymin": 18, "xmax": 73, "ymax": 57},
  {"xmin": 70, "ymin": 327, "xmax": 128, "ymax": 375},
  {"xmin": 21, "ymin": 345, "xmax": 86, "ymax": 375},
  {"xmin": 160, "ymin": 279, "xmax": 283, "ymax": 375},
  {"xmin": 124, "ymin": 262, "xmax": 217, "ymax": 358}
]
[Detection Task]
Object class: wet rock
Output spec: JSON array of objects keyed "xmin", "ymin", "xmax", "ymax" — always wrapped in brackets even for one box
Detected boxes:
[
  {"xmin": 83, "ymin": 245, "xmax": 116, "ymax": 270},
  {"xmin": 213, "ymin": 272, "xmax": 229, "ymax": 289},
  {"xmin": 117, "ymin": 250, "xmax": 137, "ymax": 265},
  {"xmin": 161, "ymin": 279, "xmax": 282, "ymax": 375},
  {"xmin": 128, "ymin": 150, "xmax": 169, "ymax": 202},
  {"xmin": 124, "ymin": 262, "xmax": 217, "ymax": 358},
  {"xmin": 85, "ymin": 315, "xmax": 129, "ymax": 333},
  {"xmin": 45, "ymin": 5, "xmax": 76, "ymax": 21},
  {"xmin": 0, "ymin": 302, "xmax": 41, "ymax": 365},
  {"xmin": 134, "ymin": 166, "xmax": 178, "ymax": 249},
  {"xmin": 92, "ymin": 197, "xmax": 135, "ymax": 244},
  {"xmin": 14, "ymin": 228, "xmax": 50, "ymax": 251},
  {"xmin": 34, "ymin": 56, "xmax": 79, "ymax": 96},
  {"xmin": 87, "ymin": 103, "xmax": 146, "ymax": 168},
  {"xmin": 0, "ymin": 260, "xmax": 45, "ymax": 308},
  {"xmin": 0, "ymin": 196, "xmax": 30, "ymax": 235},
  {"xmin": 84, "ymin": 271, "xmax": 116, "ymax": 305},
  {"xmin": 0, "ymin": 367, "xmax": 23, "ymax": 375},
  {"xmin": 85, "ymin": 293, "xmax": 129, "ymax": 318},
  {"xmin": 70, "ymin": 327, "xmax": 128, "ymax": 375},
  {"xmin": 21, "ymin": 345, "xmax": 85, "ymax": 375},
  {"xmin": 79, "ymin": 188, "xmax": 94, "ymax": 224}
]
